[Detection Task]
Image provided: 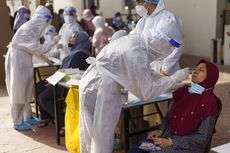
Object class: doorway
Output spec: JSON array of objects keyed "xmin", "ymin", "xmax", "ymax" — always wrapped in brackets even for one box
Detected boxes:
[{"xmin": 83, "ymin": 0, "xmax": 99, "ymax": 9}]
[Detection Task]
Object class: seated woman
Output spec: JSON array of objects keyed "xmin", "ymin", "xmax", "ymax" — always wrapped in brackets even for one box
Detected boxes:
[
  {"xmin": 128, "ymin": 60, "xmax": 220, "ymax": 153},
  {"xmin": 35, "ymin": 31, "xmax": 91, "ymax": 128}
]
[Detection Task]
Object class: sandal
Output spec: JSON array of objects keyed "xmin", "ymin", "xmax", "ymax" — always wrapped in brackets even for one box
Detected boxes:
[{"xmin": 38, "ymin": 119, "xmax": 51, "ymax": 128}]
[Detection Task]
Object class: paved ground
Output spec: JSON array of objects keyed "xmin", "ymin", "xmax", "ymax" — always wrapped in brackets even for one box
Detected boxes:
[{"xmin": 0, "ymin": 55, "xmax": 229, "ymax": 153}]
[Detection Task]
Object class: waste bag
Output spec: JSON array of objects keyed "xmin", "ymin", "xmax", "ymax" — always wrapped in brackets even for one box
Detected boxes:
[{"xmin": 65, "ymin": 87, "xmax": 80, "ymax": 153}]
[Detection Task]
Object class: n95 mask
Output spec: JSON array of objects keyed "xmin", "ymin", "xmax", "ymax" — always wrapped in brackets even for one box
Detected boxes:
[{"xmin": 64, "ymin": 15, "xmax": 75, "ymax": 24}]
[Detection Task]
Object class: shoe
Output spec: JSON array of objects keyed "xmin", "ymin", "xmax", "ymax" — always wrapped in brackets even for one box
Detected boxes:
[
  {"xmin": 14, "ymin": 122, "xmax": 32, "ymax": 131},
  {"xmin": 25, "ymin": 118, "xmax": 40, "ymax": 126},
  {"xmin": 38, "ymin": 119, "xmax": 51, "ymax": 128}
]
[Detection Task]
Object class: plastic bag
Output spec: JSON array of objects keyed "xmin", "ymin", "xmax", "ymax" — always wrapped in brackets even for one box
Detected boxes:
[{"xmin": 65, "ymin": 87, "xmax": 80, "ymax": 153}]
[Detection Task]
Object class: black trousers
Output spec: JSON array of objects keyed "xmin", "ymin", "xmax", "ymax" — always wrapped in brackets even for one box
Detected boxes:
[{"xmin": 36, "ymin": 80, "xmax": 67, "ymax": 126}]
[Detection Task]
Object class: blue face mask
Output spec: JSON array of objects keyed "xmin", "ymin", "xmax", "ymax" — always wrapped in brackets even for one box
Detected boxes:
[{"xmin": 188, "ymin": 83, "xmax": 205, "ymax": 94}]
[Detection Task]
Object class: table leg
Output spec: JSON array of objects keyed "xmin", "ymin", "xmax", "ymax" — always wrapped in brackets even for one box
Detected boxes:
[
  {"xmin": 154, "ymin": 103, "xmax": 163, "ymax": 120},
  {"xmin": 124, "ymin": 109, "xmax": 130, "ymax": 152},
  {"xmin": 53, "ymin": 85, "xmax": 60, "ymax": 144}
]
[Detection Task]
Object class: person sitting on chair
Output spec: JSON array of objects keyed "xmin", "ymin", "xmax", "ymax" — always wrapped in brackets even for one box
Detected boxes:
[
  {"xmin": 35, "ymin": 31, "xmax": 91, "ymax": 128},
  {"xmin": 128, "ymin": 60, "xmax": 221, "ymax": 153}
]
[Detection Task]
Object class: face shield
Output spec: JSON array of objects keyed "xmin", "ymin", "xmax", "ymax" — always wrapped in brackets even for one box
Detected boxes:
[
  {"xmin": 63, "ymin": 7, "xmax": 76, "ymax": 24},
  {"xmin": 44, "ymin": 25, "xmax": 57, "ymax": 41},
  {"xmin": 145, "ymin": 17, "xmax": 182, "ymax": 62},
  {"xmin": 145, "ymin": 29, "xmax": 181, "ymax": 64},
  {"xmin": 32, "ymin": 6, "xmax": 53, "ymax": 35}
]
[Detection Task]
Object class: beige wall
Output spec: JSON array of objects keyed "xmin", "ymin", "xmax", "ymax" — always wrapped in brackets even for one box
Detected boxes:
[
  {"xmin": 53, "ymin": 0, "xmax": 219, "ymax": 58},
  {"xmin": 165, "ymin": 0, "xmax": 217, "ymax": 58},
  {"xmin": 0, "ymin": 1, "xmax": 12, "ymax": 85}
]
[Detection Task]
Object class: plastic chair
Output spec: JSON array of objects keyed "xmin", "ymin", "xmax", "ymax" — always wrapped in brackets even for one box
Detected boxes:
[{"xmin": 204, "ymin": 96, "xmax": 222, "ymax": 153}]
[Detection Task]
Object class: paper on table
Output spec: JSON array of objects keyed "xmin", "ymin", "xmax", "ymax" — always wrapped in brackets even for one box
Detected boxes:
[
  {"xmin": 211, "ymin": 143, "xmax": 230, "ymax": 153},
  {"xmin": 46, "ymin": 71, "xmax": 66, "ymax": 85},
  {"xmin": 59, "ymin": 68, "xmax": 80, "ymax": 75},
  {"xmin": 48, "ymin": 57, "xmax": 62, "ymax": 65},
  {"xmin": 66, "ymin": 79, "xmax": 81, "ymax": 86}
]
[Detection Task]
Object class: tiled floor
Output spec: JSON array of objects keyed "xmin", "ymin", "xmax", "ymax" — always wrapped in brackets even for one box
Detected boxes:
[{"xmin": 0, "ymin": 55, "xmax": 229, "ymax": 153}]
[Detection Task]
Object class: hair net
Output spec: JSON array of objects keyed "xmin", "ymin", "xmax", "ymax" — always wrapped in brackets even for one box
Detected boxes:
[
  {"xmin": 13, "ymin": 6, "xmax": 30, "ymax": 33},
  {"xmin": 144, "ymin": 0, "xmax": 160, "ymax": 5},
  {"xmin": 64, "ymin": 6, "xmax": 76, "ymax": 16},
  {"xmin": 33, "ymin": 5, "xmax": 52, "ymax": 22},
  {"xmin": 17, "ymin": 6, "xmax": 30, "ymax": 16},
  {"xmin": 110, "ymin": 30, "xmax": 127, "ymax": 42},
  {"xmin": 92, "ymin": 16, "xmax": 105, "ymax": 29}
]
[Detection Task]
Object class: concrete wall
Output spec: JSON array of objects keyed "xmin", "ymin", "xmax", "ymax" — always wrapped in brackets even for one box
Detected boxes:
[
  {"xmin": 165, "ymin": 0, "xmax": 217, "ymax": 58},
  {"xmin": 0, "ymin": 1, "xmax": 12, "ymax": 85}
]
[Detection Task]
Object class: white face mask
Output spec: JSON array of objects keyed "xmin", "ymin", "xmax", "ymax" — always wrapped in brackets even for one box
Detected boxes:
[
  {"xmin": 135, "ymin": 5, "xmax": 148, "ymax": 17},
  {"xmin": 64, "ymin": 16, "xmax": 75, "ymax": 24},
  {"xmin": 23, "ymin": 13, "xmax": 30, "ymax": 20},
  {"xmin": 85, "ymin": 16, "xmax": 92, "ymax": 21}
]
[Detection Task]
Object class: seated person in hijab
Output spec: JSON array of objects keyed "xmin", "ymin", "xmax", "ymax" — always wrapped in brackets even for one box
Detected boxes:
[
  {"xmin": 35, "ymin": 31, "xmax": 91, "ymax": 128},
  {"xmin": 128, "ymin": 60, "xmax": 220, "ymax": 153}
]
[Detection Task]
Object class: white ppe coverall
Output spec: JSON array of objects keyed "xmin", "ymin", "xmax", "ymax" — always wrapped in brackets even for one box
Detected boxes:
[
  {"xmin": 134, "ymin": 0, "xmax": 183, "ymax": 76},
  {"xmin": 5, "ymin": 6, "xmax": 54, "ymax": 125},
  {"xmin": 58, "ymin": 7, "xmax": 83, "ymax": 59},
  {"xmin": 92, "ymin": 16, "xmax": 114, "ymax": 56},
  {"xmin": 80, "ymin": 15, "xmax": 188, "ymax": 153}
]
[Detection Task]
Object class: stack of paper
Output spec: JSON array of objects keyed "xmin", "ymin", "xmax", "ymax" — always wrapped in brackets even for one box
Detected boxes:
[
  {"xmin": 46, "ymin": 68, "xmax": 84, "ymax": 86},
  {"xmin": 46, "ymin": 71, "xmax": 66, "ymax": 85}
]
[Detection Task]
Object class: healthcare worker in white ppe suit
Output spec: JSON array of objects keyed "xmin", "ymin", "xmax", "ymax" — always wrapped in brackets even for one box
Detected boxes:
[
  {"xmin": 58, "ymin": 6, "xmax": 83, "ymax": 60},
  {"xmin": 80, "ymin": 8, "xmax": 190, "ymax": 153},
  {"xmin": 134, "ymin": 0, "xmax": 183, "ymax": 76},
  {"xmin": 5, "ymin": 5, "xmax": 59, "ymax": 131}
]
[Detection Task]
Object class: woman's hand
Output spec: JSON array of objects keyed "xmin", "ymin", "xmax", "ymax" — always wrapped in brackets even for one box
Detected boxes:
[
  {"xmin": 153, "ymin": 138, "xmax": 173, "ymax": 148},
  {"xmin": 147, "ymin": 130, "xmax": 163, "ymax": 139}
]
